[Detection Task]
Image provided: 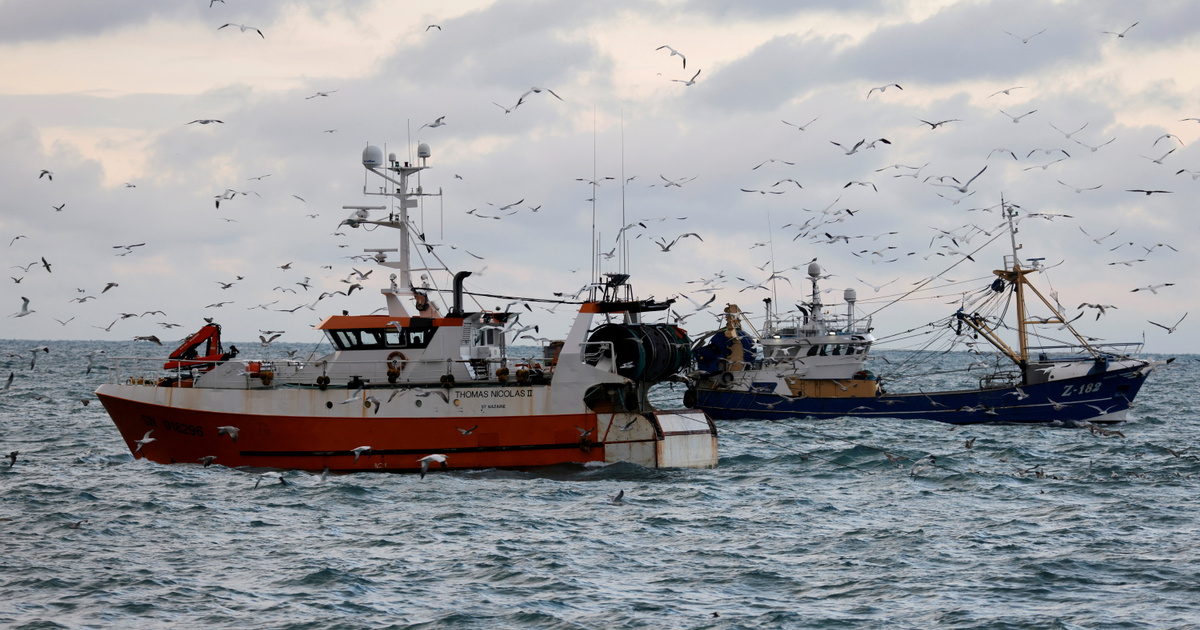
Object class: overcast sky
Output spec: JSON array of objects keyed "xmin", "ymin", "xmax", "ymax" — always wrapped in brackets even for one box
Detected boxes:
[{"xmin": 2, "ymin": 0, "xmax": 1197, "ymax": 355}]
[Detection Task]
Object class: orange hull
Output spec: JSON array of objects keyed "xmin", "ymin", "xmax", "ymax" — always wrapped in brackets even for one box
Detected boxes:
[{"xmin": 98, "ymin": 392, "xmax": 610, "ymax": 473}]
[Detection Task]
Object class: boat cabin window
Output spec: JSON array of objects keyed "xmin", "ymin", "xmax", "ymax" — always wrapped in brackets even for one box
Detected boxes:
[
  {"xmin": 474, "ymin": 327, "xmax": 500, "ymax": 346},
  {"xmin": 328, "ymin": 327, "xmax": 435, "ymax": 351}
]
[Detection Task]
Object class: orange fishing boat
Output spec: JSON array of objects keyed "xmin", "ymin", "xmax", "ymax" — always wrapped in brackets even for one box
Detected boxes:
[{"xmin": 96, "ymin": 143, "xmax": 717, "ymax": 473}]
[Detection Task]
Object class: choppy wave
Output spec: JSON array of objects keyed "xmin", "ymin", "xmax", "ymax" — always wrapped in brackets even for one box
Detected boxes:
[{"xmin": 1, "ymin": 340, "xmax": 1197, "ymax": 628}]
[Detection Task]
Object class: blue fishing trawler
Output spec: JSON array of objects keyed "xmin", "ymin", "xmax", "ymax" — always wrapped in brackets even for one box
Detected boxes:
[{"xmin": 684, "ymin": 203, "xmax": 1168, "ymax": 425}]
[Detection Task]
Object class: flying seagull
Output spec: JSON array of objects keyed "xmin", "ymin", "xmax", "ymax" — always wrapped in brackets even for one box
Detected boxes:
[
  {"xmin": 515, "ymin": 87, "xmax": 563, "ymax": 108},
  {"xmin": 1003, "ymin": 28, "xmax": 1046, "ymax": 43},
  {"xmin": 419, "ymin": 116, "xmax": 446, "ymax": 130},
  {"xmin": 655, "ymin": 45, "xmax": 686, "ymax": 68},
  {"xmin": 781, "ymin": 116, "xmax": 819, "ymax": 131},
  {"xmin": 1102, "ymin": 22, "xmax": 1138, "ymax": 38},
  {"xmin": 672, "ymin": 69, "xmax": 701, "ymax": 86},
  {"xmin": 417, "ymin": 453, "xmax": 448, "ymax": 479},
  {"xmin": 218, "ymin": 23, "xmax": 264, "ymax": 38},
  {"xmin": 11, "ymin": 297, "xmax": 34, "ymax": 318},
  {"xmin": 1148, "ymin": 312, "xmax": 1187, "ymax": 334},
  {"xmin": 866, "ymin": 83, "xmax": 902, "ymax": 98},
  {"xmin": 134, "ymin": 430, "xmax": 156, "ymax": 454},
  {"xmin": 188, "ymin": 119, "xmax": 223, "ymax": 125},
  {"xmin": 305, "ymin": 90, "xmax": 339, "ymax": 99}
]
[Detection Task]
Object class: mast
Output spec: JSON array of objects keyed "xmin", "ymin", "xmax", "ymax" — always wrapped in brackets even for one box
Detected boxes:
[{"xmin": 343, "ymin": 143, "xmax": 437, "ymax": 317}]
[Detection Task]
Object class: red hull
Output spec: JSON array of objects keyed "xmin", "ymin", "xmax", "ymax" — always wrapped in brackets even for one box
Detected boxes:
[{"xmin": 98, "ymin": 392, "xmax": 609, "ymax": 473}]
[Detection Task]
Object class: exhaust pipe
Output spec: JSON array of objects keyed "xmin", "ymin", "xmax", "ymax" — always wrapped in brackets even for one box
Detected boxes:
[{"xmin": 450, "ymin": 271, "xmax": 472, "ymax": 316}]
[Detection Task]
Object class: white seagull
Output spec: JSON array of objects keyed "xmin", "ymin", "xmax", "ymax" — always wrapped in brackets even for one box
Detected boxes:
[
  {"xmin": 1148, "ymin": 312, "xmax": 1187, "ymax": 334},
  {"xmin": 218, "ymin": 23, "xmax": 264, "ymax": 38},
  {"xmin": 655, "ymin": 45, "xmax": 686, "ymax": 68},
  {"xmin": 672, "ymin": 69, "xmax": 701, "ymax": 86},
  {"xmin": 866, "ymin": 83, "xmax": 902, "ymax": 98},
  {"xmin": 419, "ymin": 116, "xmax": 446, "ymax": 130},
  {"xmin": 134, "ymin": 430, "xmax": 156, "ymax": 454},
  {"xmin": 417, "ymin": 453, "xmax": 448, "ymax": 479},
  {"xmin": 11, "ymin": 296, "xmax": 34, "ymax": 317}
]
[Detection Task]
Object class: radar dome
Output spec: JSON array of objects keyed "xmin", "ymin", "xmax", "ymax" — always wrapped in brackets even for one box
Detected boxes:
[
  {"xmin": 362, "ymin": 145, "xmax": 383, "ymax": 168},
  {"xmin": 844, "ymin": 288, "xmax": 857, "ymax": 303},
  {"xmin": 807, "ymin": 262, "xmax": 823, "ymax": 278},
  {"xmin": 417, "ymin": 143, "xmax": 431, "ymax": 159}
]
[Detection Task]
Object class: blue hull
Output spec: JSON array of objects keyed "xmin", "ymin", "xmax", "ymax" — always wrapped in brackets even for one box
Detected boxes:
[{"xmin": 693, "ymin": 364, "xmax": 1150, "ymax": 425}]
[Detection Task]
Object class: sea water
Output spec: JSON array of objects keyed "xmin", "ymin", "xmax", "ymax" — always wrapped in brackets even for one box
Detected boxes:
[{"xmin": 2, "ymin": 340, "xmax": 1197, "ymax": 629}]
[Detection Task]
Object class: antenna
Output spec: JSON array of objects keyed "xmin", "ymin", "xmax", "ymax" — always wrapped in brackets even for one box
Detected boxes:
[
  {"xmin": 765, "ymin": 210, "xmax": 777, "ymax": 327},
  {"xmin": 589, "ymin": 106, "xmax": 598, "ymax": 298},
  {"xmin": 620, "ymin": 109, "xmax": 627, "ymax": 276}
]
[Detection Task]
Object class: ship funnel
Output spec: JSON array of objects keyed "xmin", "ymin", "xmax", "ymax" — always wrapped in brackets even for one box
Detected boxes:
[
  {"xmin": 449, "ymin": 271, "xmax": 472, "ymax": 317},
  {"xmin": 362, "ymin": 144, "xmax": 384, "ymax": 168}
]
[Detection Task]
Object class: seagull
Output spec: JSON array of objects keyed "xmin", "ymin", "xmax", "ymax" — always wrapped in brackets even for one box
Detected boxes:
[
  {"xmin": 1079, "ymin": 303, "xmax": 1117, "ymax": 319},
  {"xmin": 1126, "ymin": 189, "xmax": 1172, "ymax": 195},
  {"xmin": 932, "ymin": 165, "xmax": 987, "ymax": 194},
  {"xmin": 1004, "ymin": 28, "xmax": 1046, "ymax": 43},
  {"xmin": 492, "ymin": 101, "xmax": 516, "ymax": 114},
  {"xmin": 752, "ymin": 158, "xmax": 795, "ymax": 170},
  {"xmin": 456, "ymin": 425, "xmax": 478, "ymax": 435},
  {"xmin": 102, "ymin": 282, "xmax": 119, "ymax": 293},
  {"xmin": 419, "ymin": 116, "xmax": 446, "ymax": 130},
  {"xmin": 414, "ymin": 389, "xmax": 449, "ymax": 403},
  {"xmin": 1073, "ymin": 137, "xmax": 1116, "ymax": 153},
  {"xmin": 217, "ymin": 426, "xmax": 239, "ymax": 442},
  {"xmin": 198, "ymin": 455, "xmax": 217, "ymax": 468},
  {"xmin": 1102, "ymin": 22, "xmax": 1138, "ymax": 38},
  {"xmin": 998, "ymin": 108, "xmax": 1037, "ymax": 123},
  {"xmin": 515, "ymin": 87, "xmax": 563, "ymax": 108},
  {"xmin": 1079, "ymin": 227, "xmax": 1117, "ymax": 244},
  {"xmin": 417, "ymin": 454, "xmax": 448, "ymax": 479},
  {"xmin": 426, "ymin": 24, "xmax": 441, "ymax": 31},
  {"xmin": 134, "ymin": 430, "xmax": 156, "ymax": 454},
  {"xmin": 918, "ymin": 118, "xmax": 959, "ymax": 130},
  {"xmin": 655, "ymin": 45, "xmax": 686, "ymax": 68},
  {"xmin": 1131, "ymin": 283, "xmax": 1174, "ymax": 294},
  {"xmin": 988, "ymin": 86, "xmax": 1025, "ymax": 98},
  {"xmin": 1057, "ymin": 180, "xmax": 1101, "ymax": 193},
  {"xmin": 52, "ymin": 203, "xmax": 65, "ymax": 212},
  {"xmin": 609, "ymin": 489, "xmax": 625, "ymax": 504},
  {"xmin": 41, "ymin": 257, "xmax": 52, "ymax": 273},
  {"xmin": 653, "ymin": 233, "xmax": 703, "ymax": 252},
  {"xmin": 1148, "ymin": 312, "xmax": 1187, "ymax": 334},
  {"xmin": 11, "ymin": 297, "xmax": 34, "ymax": 317},
  {"xmin": 3, "ymin": 372, "xmax": 12, "ymax": 391},
  {"xmin": 134, "ymin": 335, "xmax": 163, "ymax": 345},
  {"xmin": 866, "ymin": 83, "xmax": 902, "ymax": 98},
  {"xmin": 218, "ymin": 23, "xmax": 264, "ymax": 38},
  {"xmin": 38, "ymin": 169, "xmax": 53, "ymax": 180},
  {"xmin": 351, "ymin": 446, "xmax": 371, "ymax": 464},
  {"xmin": 781, "ymin": 116, "xmax": 819, "ymax": 131},
  {"xmin": 1154, "ymin": 133, "xmax": 1184, "ymax": 148},
  {"xmin": 671, "ymin": 69, "xmax": 701, "ymax": 86},
  {"xmin": 187, "ymin": 119, "xmax": 224, "ymax": 125},
  {"xmin": 7, "ymin": 450, "xmax": 17, "ymax": 466},
  {"xmin": 305, "ymin": 90, "xmax": 339, "ymax": 99},
  {"xmin": 1141, "ymin": 148, "xmax": 1175, "ymax": 164},
  {"xmin": 856, "ymin": 277, "xmax": 898, "ymax": 293}
]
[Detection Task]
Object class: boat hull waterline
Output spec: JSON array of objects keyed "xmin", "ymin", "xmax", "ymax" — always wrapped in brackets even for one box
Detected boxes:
[
  {"xmin": 694, "ymin": 364, "xmax": 1150, "ymax": 425},
  {"xmin": 98, "ymin": 384, "xmax": 717, "ymax": 472}
]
